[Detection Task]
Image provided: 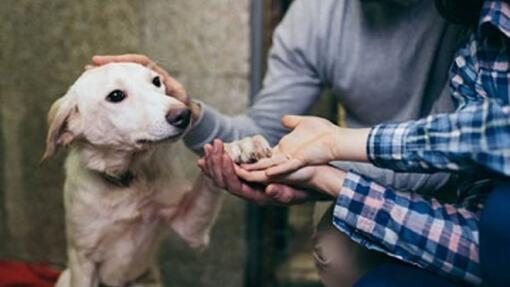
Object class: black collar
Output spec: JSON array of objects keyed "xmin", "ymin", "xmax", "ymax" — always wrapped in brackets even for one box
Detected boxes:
[{"xmin": 98, "ymin": 170, "xmax": 135, "ymax": 188}]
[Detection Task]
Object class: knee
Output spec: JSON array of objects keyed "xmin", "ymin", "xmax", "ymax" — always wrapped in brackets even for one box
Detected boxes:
[
  {"xmin": 313, "ymin": 227, "xmax": 358, "ymax": 287},
  {"xmin": 313, "ymin": 205, "xmax": 392, "ymax": 287},
  {"xmin": 312, "ymin": 212, "xmax": 369, "ymax": 287}
]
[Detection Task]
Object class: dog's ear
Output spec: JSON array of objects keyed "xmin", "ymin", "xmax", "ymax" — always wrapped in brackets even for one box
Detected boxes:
[{"xmin": 41, "ymin": 95, "xmax": 79, "ymax": 163}]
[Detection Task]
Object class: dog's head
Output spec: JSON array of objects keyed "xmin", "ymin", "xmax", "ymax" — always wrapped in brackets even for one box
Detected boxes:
[{"xmin": 42, "ymin": 63, "xmax": 191, "ymax": 162}]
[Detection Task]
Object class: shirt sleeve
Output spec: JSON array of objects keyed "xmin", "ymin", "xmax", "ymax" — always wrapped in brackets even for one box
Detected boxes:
[
  {"xmin": 333, "ymin": 171, "xmax": 483, "ymax": 285},
  {"xmin": 184, "ymin": 0, "xmax": 323, "ymax": 152},
  {"xmin": 367, "ymin": 98, "xmax": 510, "ymax": 176}
]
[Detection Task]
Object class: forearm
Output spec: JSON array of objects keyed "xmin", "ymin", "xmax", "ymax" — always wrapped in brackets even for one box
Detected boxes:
[
  {"xmin": 329, "ymin": 99, "xmax": 510, "ymax": 177},
  {"xmin": 333, "ymin": 171, "xmax": 482, "ymax": 285},
  {"xmin": 329, "ymin": 161, "xmax": 455, "ymax": 195},
  {"xmin": 184, "ymin": 103, "xmax": 267, "ymax": 154},
  {"xmin": 185, "ymin": 0, "xmax": 322, "ymax": 154},
  {"xmin": 308, "ymin": 165, "xmax": 346, "ymax": 198},
  {"xmin": 330, "ymin": 127, "xmax": 371, "ymax": 162},
  {"xmin": 366, "ymin": 100, "xmax": 510, "ymax": 176}
]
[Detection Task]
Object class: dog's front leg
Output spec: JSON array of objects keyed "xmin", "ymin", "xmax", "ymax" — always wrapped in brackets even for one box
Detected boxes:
[
  {"xmin": 169, "ymin": 174, "xmax": 223, "ymax": 249},
  {"xmin": 169, "ymin": 135, "xmax": 272, "ymax": 249},
  {"xmin": 68, "ymin": 248, "xmax": 99, "ymax": 287}
]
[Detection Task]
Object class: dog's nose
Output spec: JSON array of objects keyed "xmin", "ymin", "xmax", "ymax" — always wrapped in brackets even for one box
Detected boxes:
[{"xmin": 166, "ymin": 108, "xmax": 191, "ymax": 129}]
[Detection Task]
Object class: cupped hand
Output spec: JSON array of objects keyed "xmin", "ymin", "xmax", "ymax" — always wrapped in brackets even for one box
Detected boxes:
[
  {"xmin": 197, "ymin": 139, "xmax": 325, "ymax": 205},
  {"xmin": 243, "ymin": 115, "xmax": 370, "ymax": 177},
  {"xmin": 235, "ymin": 160, "xmax": 346, "ymax": 198}
]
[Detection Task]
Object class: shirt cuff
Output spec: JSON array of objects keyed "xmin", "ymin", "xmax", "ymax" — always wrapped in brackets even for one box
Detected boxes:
[
  {"xmin": 367, "ymin": 122, "xmax": 412, "ymax": 170},
  {"xmin": 183, "ymin": 102, "xmax": 220, "ymax": 154}
]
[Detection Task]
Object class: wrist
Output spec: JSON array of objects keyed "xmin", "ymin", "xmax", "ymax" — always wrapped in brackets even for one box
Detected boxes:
[
  {"xmin": 189, "ymin": 100, "xmax": 202, "ymax": 123},
  {"xmin": 311, "ymin": 166, "xmax": 345, "ymax": 198},
  {"xmin": 331, "ymin": 128, "xmax": 370, "ymax": 162}
]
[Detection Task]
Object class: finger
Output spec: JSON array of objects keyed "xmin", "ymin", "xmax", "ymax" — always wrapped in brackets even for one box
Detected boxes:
[
  {"xmin": 203, "ymin": 144, "xmax": 213, "ymax": 162},
  {"xmin": 163, "ymin": 78, "xmax": 187, "ymax": 102},
  {"xmin": 281, "ymin": 115, "xmax": 305, "ymax": 129},
  {"xmin": 149, "ymin": 63, "xmax": 170, "ymax": 77},
  {"xmin": 92, "ymin": 54, "xmax": 152, "ymax": 66},
  {"xmin": 196, "ymin": 158, "xmax": 209, "ymax": 176},
  {"xmin": 162, "ymin": 74, "xmax": 182, "ymax": 87},
  {"xmin": 225, "ymin": 164, "xmax": 272, "ymax": 204},
  {"xmin": 221, "ymin": 157, "xmax": 273, "ymax": 205},
  {"xmin": 222, "ymin": 155, "xmax": 243, "ymax": 195},
  {"xmin": 241, "ymin": 154, "xmax": 288, "ymax": 171},
  {"xmin": 234, "ymin": 165, "xmax": 269, "ymax": 183},
  {"xmin": 211, "ymin": 140, "xmax": 226, "ymax": 188},
  {"xmin": 265, "ymin": 158, "xmax": 304, "ymax": 177},
  {"xmin": 239, "ymin": 184, "xmax": 271, "ymax": 205},
  {"xmin": 266, "ymin": 184, "xmax": 309, "ymax": 205},
  {"xmin": 93, "ymin": 54, "xmax": 173, "ymax": 81},
  {"xmin": 265, "ymin": 184, "xmax": 294, "ymax": 204},
  {"xmin": 92, "ymin": 55, "xmax": 186, "ymax": 102},
  {"xmin": 204, "ymin": 144, "xmax": 214, "ymax": 180}
]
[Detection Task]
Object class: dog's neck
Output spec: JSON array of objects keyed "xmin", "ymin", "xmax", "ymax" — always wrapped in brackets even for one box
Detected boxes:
[{"xmin": 75, "ymin": 142, "xmax": 155, "ymax": 186}]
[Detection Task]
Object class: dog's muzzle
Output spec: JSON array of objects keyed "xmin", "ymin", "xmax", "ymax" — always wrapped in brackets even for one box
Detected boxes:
[{"xmin": 166, "ymin": 108, "xmax": 191, "ymax": 130}]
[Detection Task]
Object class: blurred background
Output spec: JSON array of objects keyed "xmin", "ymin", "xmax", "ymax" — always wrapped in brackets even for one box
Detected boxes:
[{"xmin": 0, "ymin": 1, "xmax": 335, "ymax": 286}]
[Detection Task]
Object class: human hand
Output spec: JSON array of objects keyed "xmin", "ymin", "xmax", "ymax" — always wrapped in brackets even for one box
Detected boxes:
[
  {"xmin": 90, "ymin": 54, "xmax": 201, "ymax": 121},
  {"xmin": 197, "ymin": 139, "xmax": 326, "ymax": 205},
  {"xmin": 244, "ymin": 115, "xmax": 370, "ymax": 176},
  {"xmin": 236, "ymin": 161, "xmax": 346, "ymax": 198}
]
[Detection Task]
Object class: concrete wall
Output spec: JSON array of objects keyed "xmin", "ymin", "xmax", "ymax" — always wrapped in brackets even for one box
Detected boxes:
[{"xmin": 0, "ymin": 1, "xmax": 249, "ymax": 286}]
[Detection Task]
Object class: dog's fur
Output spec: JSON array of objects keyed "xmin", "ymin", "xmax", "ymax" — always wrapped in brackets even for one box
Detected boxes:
[{"xmin": 43, "ymin": 63, "xmax": 271, "ymax": 287}]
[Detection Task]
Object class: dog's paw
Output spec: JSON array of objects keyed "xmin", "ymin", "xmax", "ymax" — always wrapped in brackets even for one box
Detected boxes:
[{"xmin": 224, "ymin": 135, "xmax": 272, "ymax": 164}]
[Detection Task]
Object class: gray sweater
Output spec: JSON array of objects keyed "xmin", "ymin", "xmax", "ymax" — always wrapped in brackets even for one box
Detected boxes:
[{"xmin": 184, "ymin": 0, "xmax": 465, "ymax": 193}]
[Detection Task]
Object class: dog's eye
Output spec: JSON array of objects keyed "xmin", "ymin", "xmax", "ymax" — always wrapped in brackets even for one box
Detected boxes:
[
  {"xmin": 152, "ymin": 76, "xmax": 161, "ymax": 88},
  {"xmin": 106, "ymin": 90, "xmax": 126, "ymax": 103}
]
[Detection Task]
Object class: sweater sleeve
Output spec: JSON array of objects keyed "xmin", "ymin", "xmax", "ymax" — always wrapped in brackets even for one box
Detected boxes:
[{"xmin": 184, "ymin": 0, "xmax": 323, "ymax": 151}]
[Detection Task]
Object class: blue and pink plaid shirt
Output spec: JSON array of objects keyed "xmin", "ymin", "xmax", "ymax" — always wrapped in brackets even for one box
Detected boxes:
[{"xmin": 333, "ymin": 1, "xmax": 510, "ymax": 285}]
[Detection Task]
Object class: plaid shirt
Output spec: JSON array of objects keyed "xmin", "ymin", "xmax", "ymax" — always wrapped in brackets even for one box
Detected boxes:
[{"xmin": 333, "ymin": 1, "xmax": 510, "ymax": 285}]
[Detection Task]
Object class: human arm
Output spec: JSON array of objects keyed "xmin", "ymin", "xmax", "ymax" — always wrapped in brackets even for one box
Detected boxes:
[
  {"xmin": 331, "ymin": 172, "xmax": 482, "ymax": 285},
  {"xmin": 198, "ymin": 139, "xmax": 338, "ymax": 205},
  {"xmin": 247, "ymin": 96, "xmax": 510, "ymax": 178},
  {"xmin": 366, "ymin": 99, "xmax": 510, "ymax": 176},
  {"xmin": 90, "ymin": 0, "xmax": 324, "ymax": 150},
  {"xmin": 183, "ymin": 0, "xmax": 324, "ymax": 151},
  {"xmin": 90, "ymin": 0, "xmax": 456, "ymax": 194},
  {"xmin": 236, "ymin": 143, "xmax": 482, "ymax": 284}
]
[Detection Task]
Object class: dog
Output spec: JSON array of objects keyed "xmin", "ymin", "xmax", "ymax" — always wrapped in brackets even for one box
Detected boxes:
[{"xmin": 42, "ymin": 63, "xmax": 271, "ymax": 287}]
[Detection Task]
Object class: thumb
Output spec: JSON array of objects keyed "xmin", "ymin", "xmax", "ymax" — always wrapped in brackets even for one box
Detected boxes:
[
  {"xmin": 91, "ymin": 55, "xmax": 107, "ymax": 65},
  {"xmin": 266, "ymin": 184, "xmax": 287, "ymax": 201},
  {"xmin": 281, "ymin": 115, "xmax": 304, "ymax": 129}
]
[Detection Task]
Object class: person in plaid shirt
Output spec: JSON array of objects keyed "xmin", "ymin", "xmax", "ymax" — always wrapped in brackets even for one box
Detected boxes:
[{"xmin": 215, "ymin": 0, "xmax": 509, "ymax": 285}]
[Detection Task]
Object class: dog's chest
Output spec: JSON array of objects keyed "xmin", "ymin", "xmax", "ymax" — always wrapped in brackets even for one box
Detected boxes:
[
  {"xmin": 63, "ymin": 148, "xmax": 187, "ymax": 284},
  {"xmin": 66, "ymin": 181, "xmax": 177, "ymax": 285},
  {"xmin": 65, "ymin": 174, "xmax": 182, "ymax": 256}
]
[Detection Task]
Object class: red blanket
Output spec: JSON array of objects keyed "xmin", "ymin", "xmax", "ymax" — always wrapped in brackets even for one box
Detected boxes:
[{"xmin": 0, "ymin": 261, "xmax": 61, "ymax": 287}]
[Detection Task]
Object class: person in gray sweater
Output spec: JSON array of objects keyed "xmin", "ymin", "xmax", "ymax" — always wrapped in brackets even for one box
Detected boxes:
[{"xmin": 93, "ymin": 0, "xmax": 465, "ymax": 285}]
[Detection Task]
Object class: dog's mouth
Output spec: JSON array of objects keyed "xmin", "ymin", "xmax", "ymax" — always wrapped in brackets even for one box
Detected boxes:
[{"xmin": 135, "ymin": 133, "xmax": 184, "ymax": 146}]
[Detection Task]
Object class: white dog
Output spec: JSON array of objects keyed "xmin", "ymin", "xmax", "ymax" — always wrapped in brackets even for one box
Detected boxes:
[{"xmin": 42, "ymin": 63, "xmax": 271, "ymax": 287}]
